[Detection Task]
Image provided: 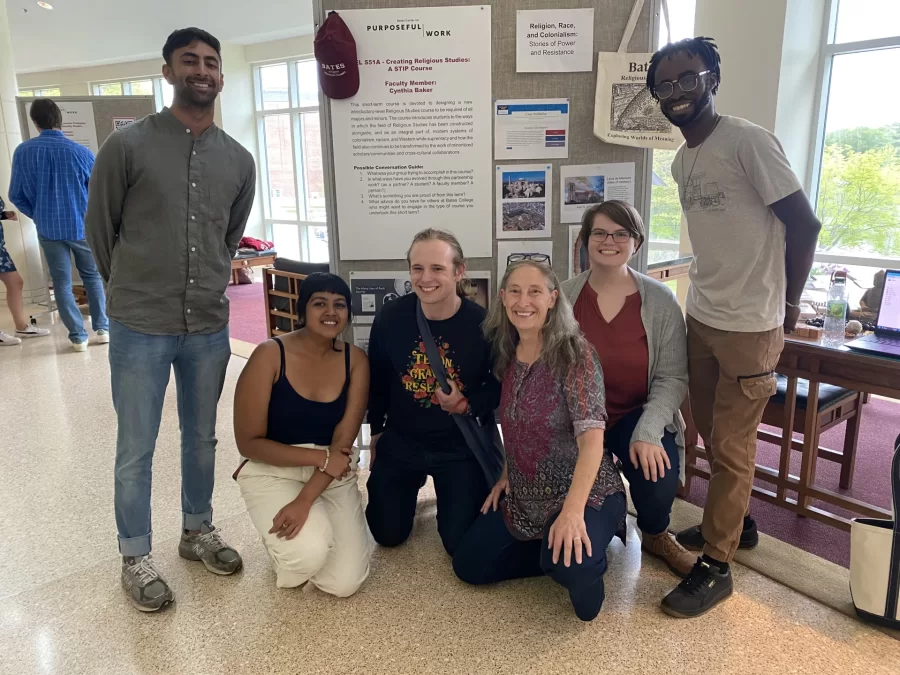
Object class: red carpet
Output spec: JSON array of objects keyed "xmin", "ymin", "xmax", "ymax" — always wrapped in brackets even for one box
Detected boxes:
[
  {"xmin": 682, "ymin": 396, "xmax": 900, "ymax": 568},
  {"xmin": 226, "ymin": 281, "xmax": 268, "ymax": 345}
]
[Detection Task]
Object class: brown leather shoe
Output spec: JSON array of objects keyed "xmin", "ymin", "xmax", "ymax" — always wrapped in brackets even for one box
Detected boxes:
[{"xmin": 642, "ymin": 530, "xmax": 696, "ymax": 577}]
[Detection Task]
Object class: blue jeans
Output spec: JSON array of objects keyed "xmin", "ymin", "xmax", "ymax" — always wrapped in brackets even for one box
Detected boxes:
[
  {"xmin": 109, "ymin": 320, "xmax": 231, "ymax": 558},
  {"xmin": 452, "ymin": 493, "xmax": 626, "ymax": 621},
  {"xmin": 39, "ymin": 238, "xmax": 108, "ymax": 343},
  {"xmin": 606, "ymin": 407, "xmax": 680, "ymax": 536}
]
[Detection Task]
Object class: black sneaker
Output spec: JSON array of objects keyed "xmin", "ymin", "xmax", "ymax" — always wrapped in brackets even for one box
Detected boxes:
[
  {"xmin": 661, "ymin": 559, "xmax": 733, "ymax": 618},
  {"xmin": 675, "ymin": 519, "xmax": 759, "ymax": 552}
]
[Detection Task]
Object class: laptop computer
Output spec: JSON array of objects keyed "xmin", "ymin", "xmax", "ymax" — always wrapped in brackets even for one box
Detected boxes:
[{"xmin": 845, "ymin": 269, "xmax": 900, "ymax": 357}]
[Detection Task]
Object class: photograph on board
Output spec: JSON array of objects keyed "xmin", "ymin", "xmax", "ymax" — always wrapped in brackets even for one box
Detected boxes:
[
  {"xmin": 564, "ymin": 175, "xmax": 605, "ymax": 206},
  {"xmin": 464, "ymin": 274, "xmax": 491, "ymax": 311},
  {"xmin": 496, "ymin": 240, "xmax": 554, "ymax": 282},
  {"xmin": 496, "ymin": 164, "xmax": 552, "ymax": 240},
  {"xmin": 568, "ymin": 225, "xmax": 588, "ymax": 279},
  {"xmin": 501, "ymin": 170, "xmax": 546, "ymax": 199}
]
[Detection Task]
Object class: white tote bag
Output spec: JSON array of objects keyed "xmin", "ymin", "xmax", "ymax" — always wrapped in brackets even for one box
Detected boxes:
[
  {"xmin": 849, "ymin": 432, "xmax": 900, "ymax": 629},
  {"xmin": 593, "ymin": 0, "xmax": 681, "ymax": 150}
]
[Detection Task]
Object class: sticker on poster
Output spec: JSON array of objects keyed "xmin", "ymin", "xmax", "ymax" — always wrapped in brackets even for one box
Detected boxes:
[
  {"xmin": 113, "ymin": 117, "xmax": 136, "ymax": 132},
  {"xmin": 516, "ymin": 9, "xmax": 594, "ymax": 73},
  {"xmin": 496, "ymin": 240, "xmax": 554, "ymax": 285},
  {"xmin": 330, "ymin": 6, "xmax": 493, "ymax": 260},
  {"xmin": 559, "ymin": 162, "xmax": 635, "ymax": 223},
  {"xmin": 496, "ymin": 164, "xmax": 551, "ymax": 240},
  {"xmin": 568, "ymin": 225, "xmax": 589, "ymax": 279},
  {"xmin": 494, "ymin": 99, "xmax": 569, "ymax": 160}
]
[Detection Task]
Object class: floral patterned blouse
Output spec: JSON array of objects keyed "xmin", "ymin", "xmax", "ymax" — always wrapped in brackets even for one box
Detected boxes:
[{"xmin": 500, "ymin": 341, "xmax": 626, "ymax": 541}]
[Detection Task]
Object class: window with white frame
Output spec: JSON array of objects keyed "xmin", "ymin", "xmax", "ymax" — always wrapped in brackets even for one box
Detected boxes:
[
  {"xmin": 91, "ymin": 77, "xmax": 173, "ymax": 112},
  {"xmin": 646, "ymin": 0, "xmax": 696, "ymax": 265},
  {"xmin": 17, "ymin": 87, "xmax": 61, "ymax": 97},
  {"xmin": 253, "ymin": 58, "xmax": 328, "ymax": 263},
  {"xmin": 810, "ymin": 0, "xmax": 900, "ymax": 304}
]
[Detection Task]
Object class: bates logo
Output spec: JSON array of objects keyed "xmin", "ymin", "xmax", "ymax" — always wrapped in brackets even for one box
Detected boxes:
[{"xmin": 321, "ymin": 63, "xmax": 346, "ymax": 77}]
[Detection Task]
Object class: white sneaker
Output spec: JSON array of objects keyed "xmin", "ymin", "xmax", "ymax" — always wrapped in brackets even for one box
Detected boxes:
[
  {"xmin": 0, "ymin": 331, "xmax": 22, "ymax": 346},
  {"xmin": 95, "ymin": 329, "xmax": 110, "ymax": 344},
  {"xmin": 16, "ymin": 325, "xmax": 50, "ymax": 339},
  {"xmin": 71, "ymin": 341, "xmax": 88, "ymax": 352}
]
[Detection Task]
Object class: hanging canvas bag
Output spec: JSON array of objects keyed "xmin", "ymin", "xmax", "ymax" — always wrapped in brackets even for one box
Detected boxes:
[
  {"xmin": 593, "ymin": 0, "xmax": 681, "ymax": 150},
  {"xmin": 849, "ymin": 432, "xmax": 900, "ymax": 629}
]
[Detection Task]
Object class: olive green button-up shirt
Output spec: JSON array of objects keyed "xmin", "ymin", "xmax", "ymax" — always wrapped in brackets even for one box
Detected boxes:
[{"xmin": 86, "ymin": 107, "xmax": 256, "ymax": 335}]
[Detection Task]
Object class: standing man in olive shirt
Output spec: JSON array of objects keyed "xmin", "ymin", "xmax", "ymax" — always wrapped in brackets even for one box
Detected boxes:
[{"xmin": 86, "ymin": 27, "xmax": 256, "ymax": 612}]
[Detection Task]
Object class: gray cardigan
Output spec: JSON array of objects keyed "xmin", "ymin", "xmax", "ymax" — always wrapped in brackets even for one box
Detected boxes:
[{"xmin": 561, "ymin": 269, "xmax": 689, "ymax": 483}]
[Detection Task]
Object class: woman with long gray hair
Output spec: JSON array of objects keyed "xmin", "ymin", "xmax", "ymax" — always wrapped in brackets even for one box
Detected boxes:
[{"xmin": 452, "ymin": 261, "xmax": 626, "ymax": 621}]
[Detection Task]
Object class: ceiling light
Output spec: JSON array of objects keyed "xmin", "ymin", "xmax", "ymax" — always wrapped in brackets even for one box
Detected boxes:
[{"xmin": 37, "ymin": 1, "xmax": 53, "ymax": 9}]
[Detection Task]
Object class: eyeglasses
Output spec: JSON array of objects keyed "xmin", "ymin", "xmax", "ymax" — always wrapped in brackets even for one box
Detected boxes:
[
  {"xmin": 590, "ymin": 230, "xmax": 633, "ymax": 243},
  {"xmin": 507, "ymin": 253, "xmax": 550, "ymax": 264},
  {"xmin": 653, "ymin": 70, "xmax": 711, "ymax": 100}
]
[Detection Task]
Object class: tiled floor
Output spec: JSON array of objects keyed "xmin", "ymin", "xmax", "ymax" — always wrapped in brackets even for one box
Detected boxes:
[{"xmin": 3, "ymin": 312, "xmax": 900, "ymax": 675}]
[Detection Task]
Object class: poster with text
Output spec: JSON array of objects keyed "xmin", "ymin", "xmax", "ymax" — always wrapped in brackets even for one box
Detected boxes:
[
  {"xmin": 25, "ymin": 101, "xmax": 99, "ymax": 153},
  {"xmin": 559, "ymin": 162, "xmax": 635, "ymax": 223},
  {"xmin": 494, "ymin": 99, "xmax": 569, "ymax": 160},
  {"xmin": 331, "ymin": 6, "xmax": 493, "ymax": 260},
  {"xmin": 353, "ymin": 326, "xmax": 371, "ymax": 354},
  {"xmin": 350, "ymin": 271, "xmax": 414, "ymax": 324},
  {"xmin": 496, "ymin": 164, "xmax": 551, "ymax": 239},
  {"xmin": 496, "ymin": 240, "xmax": 554, "ymax": 285},
  {"xmin": 516, "ymin": 9, "xmax": 594, "ymax": 73}
]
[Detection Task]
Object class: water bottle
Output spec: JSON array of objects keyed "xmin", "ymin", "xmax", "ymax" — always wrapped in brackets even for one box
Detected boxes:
[{"xmin": 823, "ymin": 275, "xmax": 848, "ymax": 347}]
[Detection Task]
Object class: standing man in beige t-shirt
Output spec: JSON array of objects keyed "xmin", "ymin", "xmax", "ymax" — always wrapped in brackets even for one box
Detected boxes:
[{"xmin": 647, "ymin": 37, "xmax": 821, "ymax": 618}]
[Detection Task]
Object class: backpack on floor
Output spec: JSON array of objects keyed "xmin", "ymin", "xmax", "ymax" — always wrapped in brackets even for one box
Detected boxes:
[{"xmin": 849, "ymin": 432, "xmax": 900, "ymax": 628}]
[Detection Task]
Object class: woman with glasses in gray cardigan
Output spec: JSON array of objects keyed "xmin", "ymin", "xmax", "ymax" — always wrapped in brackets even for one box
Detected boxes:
[{"xmin": 561, "ymin": 200, "xmax": 694, "ymax": 577}]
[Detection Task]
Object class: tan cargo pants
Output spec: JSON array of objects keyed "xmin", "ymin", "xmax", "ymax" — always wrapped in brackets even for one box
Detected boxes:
[{"xmin": 687, "ymin": 315, "xmax": 784, "ymax": 563}]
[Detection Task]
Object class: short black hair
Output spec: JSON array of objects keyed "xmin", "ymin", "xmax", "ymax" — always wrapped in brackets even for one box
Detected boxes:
[
  {"xmin": 30, "ymin": 98, "xmax": 62, "ymax": 130},
  {"xmin": 162, "ymin": 27, "xmax": 222, "ymax": 65},
  {"xmin": 647, "ymin": 36, "xmax": 721, "ymax": 101}
]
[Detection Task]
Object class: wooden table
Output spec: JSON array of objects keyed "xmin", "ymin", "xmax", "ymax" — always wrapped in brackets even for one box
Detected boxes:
[
  {"xmin": 684, "ymin": 337, "xmax": 900, "ymax": 531},
  {"xmin": 231, "ymin": 252, "xmax": 276, "ymax": 285}
]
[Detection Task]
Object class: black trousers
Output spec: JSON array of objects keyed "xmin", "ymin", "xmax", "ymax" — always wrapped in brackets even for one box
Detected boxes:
[{"xmin": 365, "ymin": 429, "xmax": 489, "ymax": 556}]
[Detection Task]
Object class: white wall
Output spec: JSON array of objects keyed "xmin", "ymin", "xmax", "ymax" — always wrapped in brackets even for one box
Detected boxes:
[
  {"xmin": 244, "ymin": 35, "xmax": 314, "ymax": 63},
  {"xmin": 15, "ymin": 58, "xmax": 164, "ymax": 95}
]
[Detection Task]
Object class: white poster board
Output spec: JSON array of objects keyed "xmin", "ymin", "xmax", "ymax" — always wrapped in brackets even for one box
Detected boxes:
[
  {"xmin": 353, "ymin": 326, "xmax": 372, "ymax": 353},
  {"xmin": 25, "ymin": 101, "xmax": 99, "ymax": 153},
  {"xmin": 516, "ymin": 9, "xmax": 594, "ymax": 73},
  {"xmin": 559, "ymin": 162, "xmax": 635, "ymax": 223},
  {"xmin": 496, "ymin": 164, "xmax": 551, "ymax": 239},
  {"xmin": 494, "ymin": 99, "xmax": 569, "ymax": 160},
  {"xmin": 331, "ymin": 6, "xmax": 493, "ymax": 260}
]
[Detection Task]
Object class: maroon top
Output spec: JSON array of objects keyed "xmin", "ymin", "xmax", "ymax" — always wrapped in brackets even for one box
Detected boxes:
[
  {"xmin": 573, "ymin": 283, "xmax": 649, "ymax": 428},
  {"xmin": 500, "ymin": 341, "xmax": 626, "ymax": 541}
]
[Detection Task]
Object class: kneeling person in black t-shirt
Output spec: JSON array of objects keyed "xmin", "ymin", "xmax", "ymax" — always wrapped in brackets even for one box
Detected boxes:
[{"xmin": 366, "ymin": 229, "xmax": 500, "ymax": 555}]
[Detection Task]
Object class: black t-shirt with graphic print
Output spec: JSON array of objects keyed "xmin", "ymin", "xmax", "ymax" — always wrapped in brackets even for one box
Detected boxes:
[{"xmin": 367, "ymin": 292, "xmax": 500, "ymax": 451}]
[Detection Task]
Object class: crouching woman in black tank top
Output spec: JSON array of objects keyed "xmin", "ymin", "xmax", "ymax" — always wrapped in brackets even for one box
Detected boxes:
[{"xmin": 233, "ymin": 273, "xmax": 372, "ymax": 596}]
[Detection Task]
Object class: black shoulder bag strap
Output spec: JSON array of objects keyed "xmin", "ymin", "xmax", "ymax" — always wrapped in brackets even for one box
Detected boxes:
[
  {"xmin": 885, "ymin": 432, "xmax": 900, "ymax": 621},
  {"xmin": 415, "ymin": 299, "xmax": 504, "ymax": 486}
]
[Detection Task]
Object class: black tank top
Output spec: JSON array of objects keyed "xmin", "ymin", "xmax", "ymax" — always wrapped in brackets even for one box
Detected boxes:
[{"xmin": 266, "ymin": 337, "xmax": 351, "ymax": 446}]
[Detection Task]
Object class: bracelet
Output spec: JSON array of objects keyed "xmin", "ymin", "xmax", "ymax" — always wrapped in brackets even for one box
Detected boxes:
[
  {"xmin": 319, "ymin": 447, "xmax": 330, "ymax": 473},
  {"xmin": 786, "ymin": 300, "xmax": 801, "ymax": 309}
]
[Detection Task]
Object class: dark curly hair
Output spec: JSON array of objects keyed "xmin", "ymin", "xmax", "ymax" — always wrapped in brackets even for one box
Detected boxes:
[{"xmin": 647, "ymin": 36, "xmax": 721, "ymax": 101}]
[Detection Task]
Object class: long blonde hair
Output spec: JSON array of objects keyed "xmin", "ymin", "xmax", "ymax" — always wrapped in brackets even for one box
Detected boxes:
[
  {"xmin": 406, "ymin": 228, "xmax": 473, "ymax": 298},
  {"xmin": 483, "ymin": 261, "xmax": 586, "ymax": 379}
]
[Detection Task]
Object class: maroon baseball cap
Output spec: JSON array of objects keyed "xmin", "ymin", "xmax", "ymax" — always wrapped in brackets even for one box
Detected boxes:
[{"xmin": 314, "ymin": 11, "xmax": 360, "ymax": 100}]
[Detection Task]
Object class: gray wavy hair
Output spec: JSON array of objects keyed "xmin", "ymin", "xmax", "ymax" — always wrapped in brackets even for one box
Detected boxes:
[{"xmin": 483, "ymin": 261, "xmax": 586, "ymax": 379}]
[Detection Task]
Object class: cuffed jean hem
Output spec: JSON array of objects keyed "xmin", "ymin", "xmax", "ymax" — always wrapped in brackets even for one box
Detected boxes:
[
  {"xmin": 118, "ymin": 533, "xmax": 152, "ymax": 558},
  {"xmin": 183, "ymin": 510, "xmax": 213, "ymax": 532}
]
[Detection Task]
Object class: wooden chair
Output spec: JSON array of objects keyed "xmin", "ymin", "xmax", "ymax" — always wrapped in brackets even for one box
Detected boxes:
[
  {"xmin": 757, "ymin": 374, "xmax": 863, "ymax": 491},
  {"xmin": 680, "ymin": 377, "xmax": 863, "ymax": 495}
]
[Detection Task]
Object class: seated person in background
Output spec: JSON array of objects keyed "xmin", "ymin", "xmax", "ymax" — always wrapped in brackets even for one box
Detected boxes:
[
  {"xmin": 365, "ymin": 228, "xmax": 501, "ymax": 556},
  {"xmin": 233, "ymin": 273, "xmax": 372, "ymax": 596},
  {"xmin": 561, "ymin": 201, "xmax": 693, "ymax": 577},
  {"xmin": 452, "ymin": 261, "xmax": 626, "ymax": 622}
]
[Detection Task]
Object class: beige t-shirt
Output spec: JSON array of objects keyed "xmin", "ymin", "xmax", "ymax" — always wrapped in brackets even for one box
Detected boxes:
[{"xmin": 672, "ymin": 115, "xmax": 803, "ymax": 332}]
